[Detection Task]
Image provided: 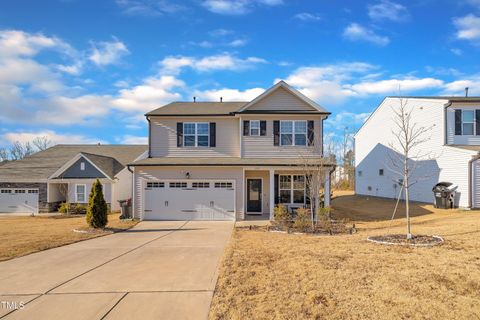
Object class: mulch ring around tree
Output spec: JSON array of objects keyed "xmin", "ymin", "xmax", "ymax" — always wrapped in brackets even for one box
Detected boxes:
[{"xmin": 367, "ymin": 234, "xmax": 444, "ymax": 247}]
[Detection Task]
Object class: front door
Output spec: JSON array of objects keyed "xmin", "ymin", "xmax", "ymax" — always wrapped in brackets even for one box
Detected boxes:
[{"xmin": 247, "ymin": 179, "xmax": 262, "ymax": 213}]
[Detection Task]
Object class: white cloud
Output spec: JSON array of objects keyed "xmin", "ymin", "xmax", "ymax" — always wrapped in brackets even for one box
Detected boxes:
[
  {"xmin": 343, "ymin": 23, "xmax": 390, "ymax": 46},
  {"xmin": 350, "ymin": 78, "xmax": 444, "ymax": 95},
  {"xmin": 368, "ymin": 0, "xmax": 409, "ymax": 22},
  {"xmin": 228, "ymin": 38, "xmax": 248, "ymax": 47},
  {"xmin": 325, "ymin": 112, "xmax": 371, "ymax": 130},
  {"xmin": 112, "ymin": 75, "xmax": 184, "ymax": 112},
  {"xmin": 209, "ymin": 29, "xmax": 234, "ymax": 37},
  {"xmin": 116, "ymin": 0, "xmax": 185, "ymax": 16},
  {"xmin": 451, "ymin": 48, "xmax": 463, "ymax": 56},
  {"xmin": 453, "ymin": 14, "xmax": 480, "ymax": 43},
  {"xmin": 201, "ymin": 0, "xmax": 282, "ymax": 15},
  {"xmin": 0, "ymin": 130, "xmax": 105, "ymax": 147},
  {"xmin": 118, "ymin": 135, "xmax": 148, "ymax": 144},
  {"xmin": 159, "ymin": 53, "xmax": 267, "ymax": 74},
  {"xmin": 89, "ymin": 38, "xmax": 130, "ymax": 66},
  {"xmin": 294, "ymin": 12, "xmax": 322, "ymax": 22},
  {"xmin": 443, "ymin": 76, "xmax": 480, "ymax": 96},
  {"xmin": 194, "ymin": 87, "xmax": 265, "ymax": 101}
]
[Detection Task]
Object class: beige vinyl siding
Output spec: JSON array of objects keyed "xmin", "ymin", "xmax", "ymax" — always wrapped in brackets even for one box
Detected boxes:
[
  {"xmin": 150, "ymin": 116, "xmax": 240, "ymax": 158},
  {"xmin": 246, "ymin": 87, "xmax": 316, "ymax": 111},
  {"xmin": 132, "ymin": 166, "xmax": 244, "ymax": 220},
  {"xmin": 241, "ymin": 115, "xmax": 324, "ymax": 158},
  {"xmin": 65, "ymin": 180, "xmax": 112, "ymax": 205}
]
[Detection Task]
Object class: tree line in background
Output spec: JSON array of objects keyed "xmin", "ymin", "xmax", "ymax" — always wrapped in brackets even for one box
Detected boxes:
[
  {"xmin": 0, "ymin": 137, "xmax": 52, "ymax": 162},
  {"xmin": 325, "ymin": 127, "xmax": 355, "ymax": 190}
]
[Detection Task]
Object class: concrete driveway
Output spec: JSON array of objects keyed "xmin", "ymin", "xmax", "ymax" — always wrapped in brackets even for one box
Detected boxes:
[{"xmin": 0, "ymin": 220, "xmax": 233, "ymax": 320}]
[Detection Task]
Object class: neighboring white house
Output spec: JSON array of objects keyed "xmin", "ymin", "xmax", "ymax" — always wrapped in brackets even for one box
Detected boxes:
[
  {"xmin": 0, "ymin": 145, "xmax": 147, "ymax": 214},
  {"xmin": 129, "ymin": 81, "xmax": 335, "ymax": 221},
  {"xmin": 355, "ymin": 96, "xmax": 480, "ymax": 208}
]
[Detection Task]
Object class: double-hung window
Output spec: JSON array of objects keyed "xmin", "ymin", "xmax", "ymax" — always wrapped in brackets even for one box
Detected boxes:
[
  {"xmin": 250, "ymin": 120, "xmax": 260, "ymax": 136},
  {"xmin": 280, "ymin": 120, "xmax": 307, "ymax": 146},
  {"xmin": 76, "ymin": 184, "xmax": 86, "ymax": 203},
  {"xmin": 462, "ymin": 110, "xmax": 475, "ymax": 135},
  {"xmin": 184, "ymin": 122, "xmax": 209, "ymax": 147},
  {"xmin": 279, "ymin": 174, "xmax": 305, "ymax": 204}
]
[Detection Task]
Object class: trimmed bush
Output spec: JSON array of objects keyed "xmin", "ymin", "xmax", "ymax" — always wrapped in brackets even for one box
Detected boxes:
[
  {"xmin": 273, "ymin": 205, "xmax": 290, "ymax": 231},
  {"xmin": 293, "ymin": 208, "xmax": 311, "ymax": 233},
  {"xmin": 86, "ymin": 179, "xmax": 108, "ymax": 228},
  {"xmin": 73, "ymin": 203, "xmax": 87, "ymax": 215},
  {"xmin": 58, "ymin": 202, "xmax": 70, "ymax": 214}
]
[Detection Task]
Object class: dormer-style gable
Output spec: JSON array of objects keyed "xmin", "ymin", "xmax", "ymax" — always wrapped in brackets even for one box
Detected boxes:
[
  {"xmin": 237, "ymin": 81, "xmax": 329, "ymax": 114},
  {"xmin": 49, "ymin": 153, "xmax": 122, "ymax": 180}
]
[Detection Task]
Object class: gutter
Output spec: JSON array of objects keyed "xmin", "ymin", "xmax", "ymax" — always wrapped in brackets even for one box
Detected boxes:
[{"xmin": 147, "ymin": 116, "xmax": 152, "ymax": 158}]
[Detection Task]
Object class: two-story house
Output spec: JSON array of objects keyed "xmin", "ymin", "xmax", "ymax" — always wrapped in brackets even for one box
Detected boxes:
[
  {"xmin": 129, "ymin": 81, "xmax": 334, "ymax": 221},
  {"xmin": 355, "ymin": 96, "xmax": 480, "ymax": 208}
]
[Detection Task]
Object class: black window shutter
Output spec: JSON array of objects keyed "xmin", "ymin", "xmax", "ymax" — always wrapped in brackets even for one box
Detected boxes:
[
  {"xmin": 260, "ymin": 121, "xmax": 267, "ymax": 136},
  {"xmin": 274, "ymin": 174, "xmax": 279, "ymax": 204},
  {"xmin": 243, "ymin": 120, "xmax": 250, "ymax": 136},
  {"xmin": 273, "ymin": 120, "xmax": 280, "ymax": 146},
  {"xmin": 307, "ymin": 120, "xmax": 314, "ymax": 146},
  {"xmin": 177, "ymin": 122, "xmax": 183, "ymax": 147},
  {"xmin": 476, "ymin": 110, "xmax": 480, "ymax": 136},
  {"xmin": 210, "ymin": 122, "xmax": 216, "ymax": 147},
  {"xmin": 455, "ymin": 110, "xmax": 462, "ymax": 135}
]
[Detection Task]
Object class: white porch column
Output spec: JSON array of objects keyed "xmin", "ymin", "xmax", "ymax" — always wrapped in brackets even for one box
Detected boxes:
[
  {"xmin": 324, "ymin": 171, "xmax": 331, "ymax": 207},
  {"xmin": 269, "ymin": 169, "xmax": 275, "ymax": 220}
]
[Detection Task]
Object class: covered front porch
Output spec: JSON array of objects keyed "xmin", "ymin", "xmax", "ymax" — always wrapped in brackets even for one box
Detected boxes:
[{"xmin": 242, "ymin": 167, "xmax": 331, "ymax": 221}]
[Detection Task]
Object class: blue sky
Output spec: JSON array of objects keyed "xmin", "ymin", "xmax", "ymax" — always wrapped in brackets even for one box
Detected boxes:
[{"xmin": 0, "ymin": 0, "xmax": 480, "ymax": 148}]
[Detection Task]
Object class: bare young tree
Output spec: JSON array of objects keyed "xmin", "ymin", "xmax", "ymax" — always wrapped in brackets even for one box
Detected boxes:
[
  {"xmin": 387, "ymin": 98, "xmax": 434, "ymax": 239},
  {"xmin": 0, "ymin": 148, "xmax": 8, "ymax": 162},
  {"xmin": 298, "ymin": 131, "xmax": 334, "ymax": 228},
  {"xmin": 32, "ymin": 136, "xmax": 52, "ymax": 151},
  {"xmin": 9, "ymin": 141, "xmax": 34, "ymax": 160}
]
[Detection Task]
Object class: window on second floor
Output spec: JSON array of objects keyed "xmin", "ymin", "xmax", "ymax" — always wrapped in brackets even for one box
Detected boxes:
[
  {"xmin": 280, "ymin": 120, "xmax": 307, "ymax": 146},
  {"xmin": 183, "ymin": 122, "xmax": 209, "ymax": 147},
  {"xmin": 455, "ymin": 109, "xmax": 479, "ymax": 136},
  {"xmin": 250, "ymin": 120, "xmax": 260, "ymax": 136}
]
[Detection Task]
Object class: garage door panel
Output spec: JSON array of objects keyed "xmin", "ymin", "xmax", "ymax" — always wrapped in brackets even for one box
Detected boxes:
[
  {"xmin": 144, "ymin": 181, "xmax": 235, "ymax": 221},
  {"xmin": 0, "ymin": 189, "xmax": 39, "ymax": 214}
]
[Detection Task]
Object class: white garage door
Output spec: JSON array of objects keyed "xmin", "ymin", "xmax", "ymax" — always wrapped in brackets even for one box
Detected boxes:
[
  {"xmin": 472, "ymin": 159, "xmax": 480, "ymax": 208},
  {"xmin": 143, "ymin": 180, "xmax": 235, "ymax": 221},
  {"xmin": 0, "ymin": 188, "xmax": 39, "ymax": 214}
]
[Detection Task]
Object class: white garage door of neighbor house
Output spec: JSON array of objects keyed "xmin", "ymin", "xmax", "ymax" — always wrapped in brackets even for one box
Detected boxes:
[
  {"xmin": 472, "ymin": 159, "xmax": 480, "ymax": 208},
  {"xmin": 0, "ymin": 188, "xmax": 39, "ymax": 214},
  {"xmin": 143, "ymin": 180, "xmax": 235, "ymax": 220}
]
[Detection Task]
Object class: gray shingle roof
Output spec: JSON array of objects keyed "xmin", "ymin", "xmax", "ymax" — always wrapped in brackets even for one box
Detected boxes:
[
  {"xmin": 0, "ymin": 145, "xmax": 147, "ymax": 182},
  {"xmin": 146, "ymin": 102, "xmax": 248, "ymax": 116}
]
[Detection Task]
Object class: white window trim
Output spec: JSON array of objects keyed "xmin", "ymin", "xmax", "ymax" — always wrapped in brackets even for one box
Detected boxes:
[
  {"xmin": 462, "ymin": 110, "xmax": 475, "ymax": 136},
  {"xmin": 80, "ymin": 162, "xmax": 85, "ymax": 171},
  {"xmin": 250, "ymin": 120, "xmax": 260, "ymax": 136},
  {"xmin": 280, "ymin": 120, "xmax": 307, "ymax": 146},
  {"xmin": 75, "ymin": 184, "xmax": 87, "ymax": 203},
  {"xmin": 278, "ymin": 174, "xmax": 306, "ymax": 204},
  {"xmin": 183, "ymin": 122, "xmax": 210, "ymax": 147}
]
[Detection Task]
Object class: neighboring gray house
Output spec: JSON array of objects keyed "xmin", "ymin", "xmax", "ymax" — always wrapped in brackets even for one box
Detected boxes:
[
  {"xmin": 0, "ymin": 145, "xmax": 147, "ymax": 214},
  {"xmin": 129, "ymin": 81, "xmax": 334, "ymax": 221}
]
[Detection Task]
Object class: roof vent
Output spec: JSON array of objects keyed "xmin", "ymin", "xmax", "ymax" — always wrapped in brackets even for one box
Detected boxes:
[
  {"xmin": 193, "ymin": 96, "xmax": 196, "ymax": 103},
  {"xmin": 220, "ymin": 97, "xmax": 223, "ymax": 102},
  {"xmin": 465, "ymin": 87, "xmax": 469, "ymax": 97}
]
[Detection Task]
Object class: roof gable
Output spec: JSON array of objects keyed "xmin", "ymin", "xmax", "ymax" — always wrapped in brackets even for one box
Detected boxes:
[
  {"xmin": 55, "ymin": 156, "xmax": 108, "ymax": 179},
  {"xmin": 238, "ymin": 81, "xmax": 328, "ymax": 113}
]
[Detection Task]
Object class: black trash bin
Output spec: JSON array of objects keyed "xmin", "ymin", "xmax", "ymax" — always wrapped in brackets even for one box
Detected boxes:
[
  {"xmin": 118, "ymin": 199, "xmax": 132, "ymax": 219},
  {"xmin": 432, "ymin": 182, "xmax": 457, "ymax": 209}
]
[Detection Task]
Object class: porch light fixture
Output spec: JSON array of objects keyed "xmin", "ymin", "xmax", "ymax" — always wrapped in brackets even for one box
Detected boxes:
[{"xmin": 185, "ymin": 172, "xmax": 191, "ymax": 179}]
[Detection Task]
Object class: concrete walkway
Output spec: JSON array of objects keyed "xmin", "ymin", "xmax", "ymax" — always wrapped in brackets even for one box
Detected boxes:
[{"xmin": 0, "ymin": 221, "xmax": 233, "ymax": 320}]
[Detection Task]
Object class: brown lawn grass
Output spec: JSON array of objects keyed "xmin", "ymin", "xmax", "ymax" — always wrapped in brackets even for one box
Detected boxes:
[
  {"xmin": 210, "ymin": 191, "xmax": 480, "ymax": 320},
  {"xmin": 0, "ymin": 213, "xmax": 138, "ymax": 262}
]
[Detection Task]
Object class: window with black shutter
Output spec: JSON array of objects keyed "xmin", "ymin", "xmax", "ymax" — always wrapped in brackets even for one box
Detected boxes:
[
  {"xmin": 243, "ymin": 120, "xmax": 250, "ymax": 136},
  {"xmin": 273, "ymin": 121, "xmax": 280, "ymax": 146}
]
